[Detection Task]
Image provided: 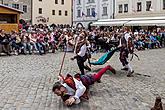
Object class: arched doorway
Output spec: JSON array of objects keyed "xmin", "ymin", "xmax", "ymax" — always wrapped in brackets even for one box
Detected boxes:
[
  {"xmin": 76, "ymin": 23, "xmax": 84, "ymax": 28},
  {"xmin": 88, "ymin": 22, "xmax": 93, "ymax": 31}
]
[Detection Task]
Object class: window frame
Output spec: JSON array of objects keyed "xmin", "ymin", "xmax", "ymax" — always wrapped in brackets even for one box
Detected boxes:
[
  {"xmin": 65, "ymin": 11, "xmax": 68, "ymax": 16},
  {"xmin": 52, "ymin": 10, "xmax": 55, "ymax": 15},
  {"xmin": 87, "ymin": 8, "xmax": 90, "ymax": 17},
  {"xmin": 118, "ymin": 4, "xmax": 123, "ymax": 13},
  {"xmin": 137, "ymin": 2, "xmax": 142, "ymax": 12},
  {"xmin": 61, "ymin": 0, "xmax": 64, "ymax": 5},
  {"xmin": 163, "ymin": 0, "xmax": 165, "ymax": 10},
  {"xmin": 146, "ymin": 1, "xmax": 151, "ymax": 11},
  {"xmin": 55, "ymin": 0, "xmax": 58, "ymax": 4},
  {"xmin": 39, "ymin": 8, "xmax": 42, "ymax": 14},
  {"xmin": 124, "ymin": 4, "xmax": 128, "ymax": 13},
  {"xmin": 12, "ymin": 4, "xmax": 19, "ymax": 9},
  {"xmin": 102, "ymin": 7, "xmax": 108, "ymax": 16},
  {"xmin": 59, "ymin": 10, "xmax": 62, "ymax": 16},
  {"xmin": 77, "ymin": 0, "xmax": 81, "ymax": 5},
  {"xmin": 23, "ymin": 5, "xmax": 27, "ymax": 13},
  {"xmin": 77, "ymin": 9, "xmax": 81, "ymax": 18}
]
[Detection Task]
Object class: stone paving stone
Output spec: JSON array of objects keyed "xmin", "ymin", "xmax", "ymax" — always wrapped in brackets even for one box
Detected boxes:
[{"xmin": 0, "ymin": 49, "xmax": 165, "ymax": 110}]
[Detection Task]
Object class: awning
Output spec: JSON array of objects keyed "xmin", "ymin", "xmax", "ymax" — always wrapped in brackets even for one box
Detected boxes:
[
  {"xmin": 92, "ymin": 16, "xmax": 165, "ymax": 26},
  {"xmin": 91, "ymin": 21, "xmax": 128, "ymax": 26},
  {"xmin": 98, "ymin": 16, "xmax": 165, "ymax": 22},
  {"xmin": 125, "ymin": 20, "xmax": 165, "ymax": 26}
]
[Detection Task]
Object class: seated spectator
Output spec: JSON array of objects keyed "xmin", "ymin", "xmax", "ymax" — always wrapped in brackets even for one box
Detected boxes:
[{"xmin": 0, "ymin": 30, "xmax": 11, "ymax": 55}]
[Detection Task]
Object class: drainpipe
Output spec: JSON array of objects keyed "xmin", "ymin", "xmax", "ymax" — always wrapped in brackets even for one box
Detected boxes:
[
  {"xmin": 71, "ymin": 0, "xmax": 73, "ymax": 27},
  {"xmin": 31, "ymin": 0, "xmax": 33, "ymax": 24},
  {"xmin": 112, "ymin": 0, "xmax": 115, "ymax": 19}
]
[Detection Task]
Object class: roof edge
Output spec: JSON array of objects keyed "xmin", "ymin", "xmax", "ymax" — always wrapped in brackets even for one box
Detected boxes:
[{"xmin": 0, "ymin": 4, "xmax": 23, "ymax": 13}]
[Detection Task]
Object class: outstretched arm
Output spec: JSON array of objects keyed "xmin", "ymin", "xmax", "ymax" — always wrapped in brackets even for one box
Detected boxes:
[{"xmin": 65, "ymin": 78, "xmax": 86, "ymax": 105}]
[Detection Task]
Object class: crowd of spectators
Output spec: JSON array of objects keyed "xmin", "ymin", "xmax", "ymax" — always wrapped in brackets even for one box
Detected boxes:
[{"xmin": 0, "ymin": 24, "xmax": 165, "ymax": 56}]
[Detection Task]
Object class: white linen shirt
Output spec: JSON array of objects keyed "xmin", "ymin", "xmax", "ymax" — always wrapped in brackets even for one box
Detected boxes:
[
  {"xmin": 77, "ymin": 44, "xmax": 87, "ymax": 57},
  {"xmin": 62, "ymin": 78, "xmax": 86, "ymax": 104}
]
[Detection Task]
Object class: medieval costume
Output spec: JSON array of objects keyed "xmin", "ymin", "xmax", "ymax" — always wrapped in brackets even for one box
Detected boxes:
[
  {"xmin": 119, "ymin": 31, "xmax": 134, "ymax": 77},
  {"xmin": 52, "ymin": 65, "xmax": 116, "ymax": 106},
  {"xmin": 72, "ymin": 34, "xmax": 91, "ymax": 75}
]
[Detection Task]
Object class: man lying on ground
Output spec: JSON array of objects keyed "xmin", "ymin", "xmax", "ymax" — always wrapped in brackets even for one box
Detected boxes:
[{"xmin": 52, "ymin": 65, "xmax": 116, "ymax": 106}]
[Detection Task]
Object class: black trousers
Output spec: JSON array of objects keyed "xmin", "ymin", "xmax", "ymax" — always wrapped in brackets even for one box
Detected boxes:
[
  {"xmin": 76, "ymin": 55, "xmax": 90, "ymax": 75},
  {"xmin": 119, "ymin": 47, "xmax": 129, "ymax": 66}
]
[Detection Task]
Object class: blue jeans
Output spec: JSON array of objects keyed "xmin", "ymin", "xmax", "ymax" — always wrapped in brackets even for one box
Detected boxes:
[
  {"xmin": 23, "ymin": 43, "xmax": 32, "ymax": 54},
  {"xmin": 36, "ymin": 42, "xmax": 46, "ymax": 54}
]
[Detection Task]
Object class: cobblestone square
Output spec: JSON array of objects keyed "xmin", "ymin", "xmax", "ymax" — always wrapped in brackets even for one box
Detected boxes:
[{"xmin": 0, "ymin": 49, "xmax": 165, "ymax": 110}]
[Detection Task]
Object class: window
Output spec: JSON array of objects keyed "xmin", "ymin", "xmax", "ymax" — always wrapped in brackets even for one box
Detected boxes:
[
  {"xmin": 87, "ymin": 8, "xmax": 90, "ymax": 17},
  {"xmin": 0, "ymin": 14, "xmax": 17, "ymax": 23},
  {"xmin": 118, "ymin": 4, "xmax": 123, "ymax": 13},
  {"xmin": 65, "ymin": 11, "xmax": 68, "ymax": 16},
  {"xmin": 78, "ymin": 0, "xmax": 81, "ymax": 4},
  {"xmin": 91, "ymin": 8, "xmax": 96, "ymax": 17},
  {"xmin": 39, "ymin": 0, "xmax": 42, "ymax": 1},
  {"xmin": 163, "ymin": 0, "xmax": 165, "ymax": 9},
  {"xmin": 39, "ymin": 8, "xmax": 42, "ymax": 14},
  {"xmin": 103, "ymin": 7, "xmax": 107, "ymax": 15},
  {"xmin": 4, "ymin": 4, "xmax": 8, "ymax": 6},
  {"xmin": 77, "ymin": 10, "xmax": 81, "ymax": 17},
  {"xmin": 55, "ymin": 0, "xmax": 58, "ymax": 4},
  {"xmin": 12, "ymin": 4, "xmax": 19, "ymax": 9},
  {"xmin": 91, "ymin": 8, "xmax": 95, "ymax": 14},
  {"xmin": 59, "ymin": 10, "xmax": 62, "ymax": 15},
  {"xmin": 61, "ymin": 0, "xmax": 64, "ymax": 5},
  {"xmin": 23, "ymin": 5, "xmax": 27, "ymax": 13},
  {"xmin": 88, "ymin": 0, "xmax": 94, "ymax": 3},
  {"xmin": 146, "ymin": 1, "xmax": 151, "ymax": 11},
  {"xmin": 137, "ymin": 2, "xmax": 142, "ymax": 11},
  {"xmin": 52, "ymin": 10, "xmax": 55, "ymax": 15},
  {"xmin": 124, "ymin": 4, "xmax": 128, "ymax": 13}
]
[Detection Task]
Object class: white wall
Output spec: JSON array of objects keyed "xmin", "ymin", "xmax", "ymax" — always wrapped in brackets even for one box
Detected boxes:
[{"xmin": 115, "ymin": 0, "xmax": 165, "ymax": 19}]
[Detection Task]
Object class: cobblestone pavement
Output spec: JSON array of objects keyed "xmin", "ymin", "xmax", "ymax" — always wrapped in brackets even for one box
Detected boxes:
[{"xmin": 0, "ymin": 48, "xmax": 165, "ymax": 110}]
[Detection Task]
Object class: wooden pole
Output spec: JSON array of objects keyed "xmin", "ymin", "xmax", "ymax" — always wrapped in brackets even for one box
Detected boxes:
[{"xmin": 58, "ymin": 51, "xmax": 66, "ymax": 80}]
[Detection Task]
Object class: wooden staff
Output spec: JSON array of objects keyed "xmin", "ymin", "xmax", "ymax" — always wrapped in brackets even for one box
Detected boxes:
[
  {"xmin": 49, "ymin": 51, "xmax": 66, "ymax": 83},
  {"xmin": 58, "ymin": 51, "xmax": 66, "ymax": 81}
]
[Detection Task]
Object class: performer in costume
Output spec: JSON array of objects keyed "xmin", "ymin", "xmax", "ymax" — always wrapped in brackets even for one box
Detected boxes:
[
  {"xmin": 52, "ymin": 65, "xmax": 116, "ymax": 106},
  {"xmin": 119, "ymin": 27, "xmax": 134, "ymax": 77},
  {"xmin": 71, "ymin": 32, "xmax": 91, "ymax": 75}
]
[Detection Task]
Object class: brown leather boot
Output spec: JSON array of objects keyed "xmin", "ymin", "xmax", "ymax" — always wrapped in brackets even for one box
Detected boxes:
[
  {"xmin": 151, "ymin": 97, "xmax": 163, "ymax": 110},
  {"xmin": 127, "ymin": 70, "xmax": 134, "ymax": 77}
]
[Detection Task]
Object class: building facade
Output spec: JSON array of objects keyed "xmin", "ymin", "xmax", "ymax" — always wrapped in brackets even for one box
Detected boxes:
[
  {"xmin": 115, "ymin": 0, "xmax": 165, "ymax": 19},
  {"xmin": 0, "ymin": 0, "xmax": 32, "ymax": 21},
  {"xmin": 73, "ymin": 0, "xmax": 114, "ymax": 28},
  {"xmin": 32, "ymin": 0, "xmax": 72, "ymax": 25}
]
